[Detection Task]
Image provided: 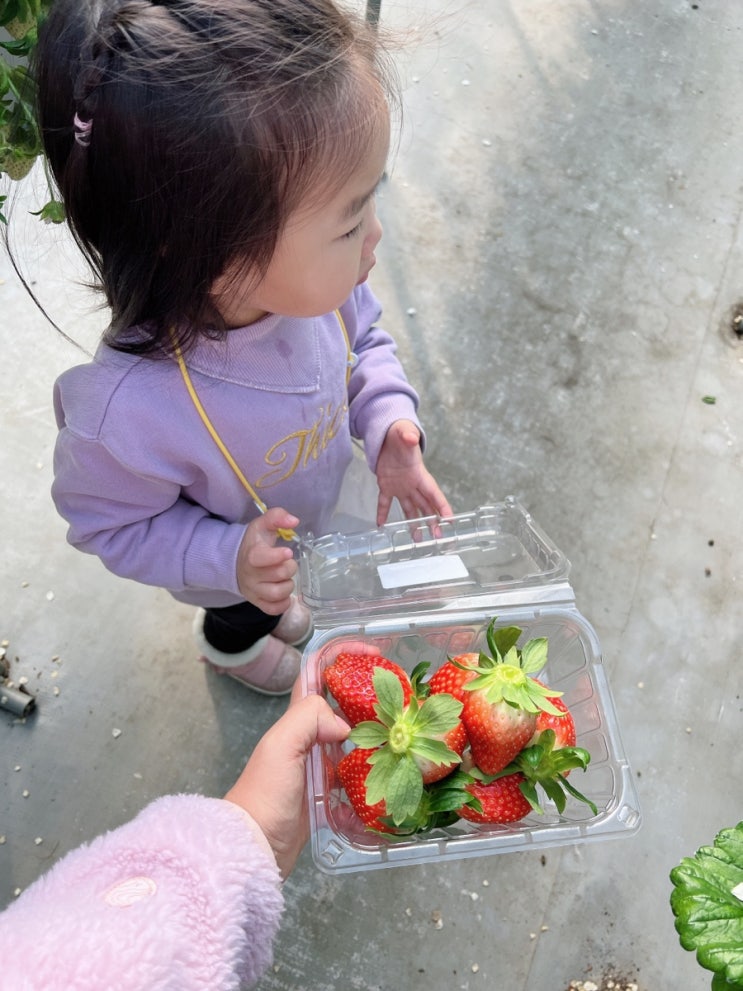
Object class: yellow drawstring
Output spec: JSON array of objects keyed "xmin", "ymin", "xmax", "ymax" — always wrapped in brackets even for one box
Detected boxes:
[{"xmin": 171, "ymin": 309, "xmax": 352, "ymax": 543}]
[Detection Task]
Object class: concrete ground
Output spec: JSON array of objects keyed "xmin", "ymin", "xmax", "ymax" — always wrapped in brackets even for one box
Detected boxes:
[{"xmin": 1, "ymin": 1, "xmax": 741, "ymax": 988}]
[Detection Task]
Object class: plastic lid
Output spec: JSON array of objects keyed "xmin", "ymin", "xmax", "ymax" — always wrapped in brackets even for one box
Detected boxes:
[{"xmin": 298, "ymin": 497, "xmax": 572, "ymax": 623}]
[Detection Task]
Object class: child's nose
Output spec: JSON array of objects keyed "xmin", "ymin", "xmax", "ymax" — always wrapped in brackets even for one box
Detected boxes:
[{"xmin": 365, "ymin": 214, "xmax": 383, "ymax": 255}]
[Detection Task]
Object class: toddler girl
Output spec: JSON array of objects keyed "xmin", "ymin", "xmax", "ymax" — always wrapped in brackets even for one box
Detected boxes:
[{"xmin": 35, "ymin": 0, "xmax": 452, "ymax": 695}]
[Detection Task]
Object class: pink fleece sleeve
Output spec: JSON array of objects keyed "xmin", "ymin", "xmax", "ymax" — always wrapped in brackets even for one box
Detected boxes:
[{"xmin": 0, "ymin": 794, "xmax": 284, "ymax": 991}]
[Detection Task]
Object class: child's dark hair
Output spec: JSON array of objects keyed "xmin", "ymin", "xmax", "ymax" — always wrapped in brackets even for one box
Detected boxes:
[{"xmin": 34, "ymin": 0, "xmax": 397, "ymax": 355}]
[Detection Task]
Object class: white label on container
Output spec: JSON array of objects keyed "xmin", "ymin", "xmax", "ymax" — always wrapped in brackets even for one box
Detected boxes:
[{"xmin": 377, "ymin": 555, "xmax": 469, "ymax": 590}]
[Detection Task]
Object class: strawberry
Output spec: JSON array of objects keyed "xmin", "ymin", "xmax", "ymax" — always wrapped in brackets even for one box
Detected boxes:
[
  {"xmin": 338, "ymin": 745, "xmax": 478, "ymax": 834},
  {"xmin": 416, "ymin": 720, "xmax": 467, "ymax": 783},
  {"xmin": 460, "ymin": 619, "xmax": 567, "ymax": 775},
  {"xmin": 407, "ymin": 661, "xmax": 468, "ymax": 784},
  {"xmin": 323, "ymin": 652, "xmax": 412, "ymax": 726},
  {"xmin": 530, "ymin": 693, "xmax": 576, "ymax": 750},
  {"xmin": 458, "ymin": 730, "xmax": 598, "ymax": 824},
  {"xmin": 459, "ymin": 771, "xmax": 532, "ymax": 824},
  {"xmin": 336, "ymin": 748, "xmax": 396, "ymax": 833},
  {"xmin": 349, "ymin": 667, "xmax": 465, "ymax": 824},
  {"xmin": 426, "ymin": 652, "xmax": 479, "ymax": 702}
]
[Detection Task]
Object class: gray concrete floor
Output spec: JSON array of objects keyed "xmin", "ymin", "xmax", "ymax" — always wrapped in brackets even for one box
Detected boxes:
[{"xmin": 1, "ymin": 1, "xmax": 742, "ymax": 988}]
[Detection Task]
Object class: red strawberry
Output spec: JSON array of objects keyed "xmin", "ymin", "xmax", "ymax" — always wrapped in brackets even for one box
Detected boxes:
[
  {"xmin": 458, "ymin": 730, "xmax": 598, "ymax": 823},
  {"xmin": 427, "ymin": 652, "xmax": 479, "ymax": 702},
  {"xmin": 458, "ymin": 771, "xmax": 532, "ymax": 824},
  {"xmin": 348, "ymin": 667, "xmax": 466, "ymax": 824},
  {"xmin": 464, "ymin": 692, "xmax": 538, "ymax": 775},
  {"xmin": 530, "ymin": 693, "xmax": 576, "ymax": 750},
  {"xmin": 416, "ymin": 720, "xmax": 468, "ymax": 784},
  {"xmin": 323, "ymin": 652, "xmax": 412, "ymax": 726},
  {"xmin": 337, "ymin": 748, "xmax": 396, "ymax": 833},
  {"xmin": 460, "ymin": 619, "xmax": 566, "ymax": 775}
]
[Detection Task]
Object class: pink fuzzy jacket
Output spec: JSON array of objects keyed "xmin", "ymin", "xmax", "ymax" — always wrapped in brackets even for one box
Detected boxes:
[{"xmin": 0, "ymin": 794, "xmax": 284, "ymax": 990}]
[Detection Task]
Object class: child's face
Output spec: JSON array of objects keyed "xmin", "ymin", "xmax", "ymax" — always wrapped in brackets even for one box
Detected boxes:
[{"xmin": 213, "ymin": 115, "xmax": 389, "ymax": 328}]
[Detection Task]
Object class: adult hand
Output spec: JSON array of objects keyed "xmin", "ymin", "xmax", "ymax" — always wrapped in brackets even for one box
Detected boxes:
[{"xmin": 224, "ymin": 693, "xmax": 350, "ymax": 879}]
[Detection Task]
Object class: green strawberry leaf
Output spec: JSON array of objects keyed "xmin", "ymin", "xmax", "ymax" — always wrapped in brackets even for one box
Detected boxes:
[
  {"xmin": 712, "ymin": 974, "xmax": 743, "ymax": 991},
  {"xmin": 520, "ymin": 636, "xmax": 549, "ymax": 674},
  {"xmin": 409, "ymin": 737, "xmax": 460, "ymax": 765},
  {"xmin": 413, "ymin": 692, "xmax": 462, "ymax": 735},
  {"xmin": 540, "ymin": 776, "xmax": 568, "ymax": 814},
  {"xmin": 560, "ymin": 775, "xmax": 598, "ymax": 815},
  {"xmin": 486, "ymin": 620, "xmax": 522, "ymax": 658},
  {"xmin": 428, "ymin": 770, "xmax": 483, "ymax": 815},
  {"xmin": 348, "ymin": 719, "xmax": 391, "ymax": 749},
  {"xmin": 382, "ymin": 754, "xmax": 424, "ymax": 825},
  {"xmin": 410, "ymin": 661, "xmax": 431, "ymax": 693},
  {"xmin": 670, "ymin": 822, "xmax": 743, "ymax": 988},
  {"xmin": 372, "ymin": 667, "xmax": 406, "ymax": 726},
  {"xmin": 519, "ymin": 778, "xmax": 544, "ymax": 815},
  {"xmin": 365, "ymin": 746, "xmax": 400, "ymax": 803}
]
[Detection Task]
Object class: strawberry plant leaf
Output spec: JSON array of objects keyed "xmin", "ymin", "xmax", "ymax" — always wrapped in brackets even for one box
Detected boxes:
[
  {"xmin": 518, "ymin": 778, "xmax": 544, "ymax": 815},
  {"xmin": 520, "ymin": 637, "xmax": 549, "ymax": 674},
  {"xmin": 560, "ymin": 776, "xmax": 598, "ymax": 815},
  {"xmin": 349, "ymin": 719, "xmax": 391, "ymax": 749},
  {"xmin": 413, "ymin": 692, "xmax": 462, "ymax": 735},
  {"xmin": 409, "ymin": 737, "xmax": 460, "ymax": 765},
  {"xmin": 540, "ymin": 776, "xmax": 568, "ymax": 813},
  {"xmin": 670, "ymin": 822, "xmax": 743, "ymax": 989},
  {"xmin": 372, "ymin": 667, "xmax": 406, "ymax": 726},
  {"xmin": 409, "ymin": 661, "xmax": 431, "ymax": 692},
  {"xmin": 486, "ymin": 620, "xmax": 522, "ymax": 658},
  {"xmin": 502, "ymin": 645, "xmax": 520, "ymax": 667},
  {"xmin": 427, "ymin": 770, "xmax": 482, "ymax": 814},
  {"xmin": 384, "ymin": 754, "xmax": 424, "ymax": 825},
  {"xmin": 711, "ymin": 974, "xmax": 743, "ymax": 991},
  {"xmin": 365, "ymin": 746, "xmax": 399, "ymax": 804}
]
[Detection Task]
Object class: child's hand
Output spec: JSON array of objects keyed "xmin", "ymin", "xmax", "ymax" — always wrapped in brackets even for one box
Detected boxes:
[
  {"xmin": 236, "ymin": 508, "xmax": 300, "ymax": 614},
  {"xmin": 224, "ymin": 692, "xmax": 350, "ymax": 878},
  {"xmin": 375, "ymin": 419, "xmax": 454, "ymax": 526}
]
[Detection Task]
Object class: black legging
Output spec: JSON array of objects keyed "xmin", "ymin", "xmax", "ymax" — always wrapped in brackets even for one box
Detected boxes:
[{"xmin": 203, "ymin": 601, "xmax": 281, "ymax": 654}]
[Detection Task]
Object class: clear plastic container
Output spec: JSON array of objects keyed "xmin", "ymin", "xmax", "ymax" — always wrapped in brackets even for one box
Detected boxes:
[{"xmin": 300, "ymin": 497, "xmax": 641, "ymax": 874}]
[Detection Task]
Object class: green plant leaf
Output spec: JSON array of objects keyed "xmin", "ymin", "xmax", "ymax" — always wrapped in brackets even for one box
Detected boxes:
[
  {"xmin": 670, "ymin": 822, "xmax": 743, "ymax": 988},
  {"xmin": 364, "ymin": 746, "xmax": 399, "ymax": 804},
  {"xmin": 487, "ymin": 621, "xmax": 522, "ymax": 658},
  {"xmin": 383, "ymin": 754, "xmax": 424, "ymax": 824},
  {"xmin": 518, "ymin": 778, "xmax": 543, "ymax": 815},
  {"xmin": 408, "ymin": 737, "xmax": 460, "ymax": 765},
  {"xmin": 348, "ymin": 720, "xmax": 390, "ymax": 749},
  {"xmin": 413, "ymin": 691, "xmax": 462, "ymax": 735},
  {"xmin": 371, "ymin": 667, "xmax": 406, "ymax": 726},
  {"xmin": 520, "ymin": 636, "xmax": 549, "ymax": 674},
  {"xmin": 30, "ymin": 199, "xmax": 65, "ymax": 223}
]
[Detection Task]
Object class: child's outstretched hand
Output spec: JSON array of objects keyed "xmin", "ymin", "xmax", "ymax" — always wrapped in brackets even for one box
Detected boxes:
[
  {"xmin": 236, "ymin": 508, "xmax": 300, "ymax": 614},
  {"xmin": 375, "ymin": 419, "xmax": 453, "ymax": 526},
  {"xmin": 224, "ymin": 692, "xmax": 350, "ymax": 878}
]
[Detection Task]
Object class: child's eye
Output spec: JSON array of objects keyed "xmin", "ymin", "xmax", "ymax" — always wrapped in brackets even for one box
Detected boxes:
[{"xmin": 342, "ymin": 221, "xmax": 363, "ymax": 239}]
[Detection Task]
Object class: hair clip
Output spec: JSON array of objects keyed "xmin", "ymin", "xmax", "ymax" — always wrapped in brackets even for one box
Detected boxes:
[{"xmin": 73, "ymin": 112, "xmax": 93, "ymax": 148}]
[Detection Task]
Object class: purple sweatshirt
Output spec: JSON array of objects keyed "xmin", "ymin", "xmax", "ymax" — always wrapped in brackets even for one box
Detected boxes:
[
  {"xmin": 0, "ymin": 795, "xmax": 283, "ymax": 990},
  {"xmin": 52, "ymin": 285, "xmax": 421, "ymax": 607}
]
